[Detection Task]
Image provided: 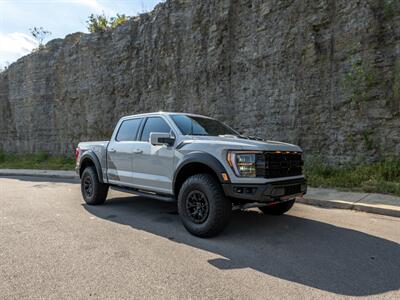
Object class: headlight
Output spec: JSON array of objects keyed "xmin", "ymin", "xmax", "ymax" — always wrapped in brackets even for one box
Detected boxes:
[{"xmin": 227, "ymin": 151, "xmax": 260, "ymax": 177}]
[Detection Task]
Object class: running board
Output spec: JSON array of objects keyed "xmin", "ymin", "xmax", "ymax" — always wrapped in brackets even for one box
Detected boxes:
[{"xmin": 110, "ymin": 185, "xmax": 175, "ymax": 202}]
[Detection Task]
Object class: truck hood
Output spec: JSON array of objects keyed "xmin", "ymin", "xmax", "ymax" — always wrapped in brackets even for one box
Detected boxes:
[{"xmin": 185, "ymin": 135, "xmax": 302, "ymax": 152}]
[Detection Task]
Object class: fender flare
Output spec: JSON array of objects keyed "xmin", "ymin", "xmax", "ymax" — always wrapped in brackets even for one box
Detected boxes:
[
  {"xmin": 173, "ymin": 152, "xmax": 229, "ymax": 191},
  {"xmin": 79, "ymin": 151, "xmax": 104, "ymax": 183}
]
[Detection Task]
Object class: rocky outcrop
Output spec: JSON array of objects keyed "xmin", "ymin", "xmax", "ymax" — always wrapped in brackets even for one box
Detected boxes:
[{"xmin": 0, "ymin": 0, "xmax": 399, "ymax": 163}]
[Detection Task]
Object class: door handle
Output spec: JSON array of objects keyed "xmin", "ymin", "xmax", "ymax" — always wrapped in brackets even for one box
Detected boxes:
[
  {"xmin": 109, "ymin": 148, "xmax": 116, "ymax": 153},
  {"xmin": 133, "ymin": 149, "xmax": 143, "ymax": 154}
]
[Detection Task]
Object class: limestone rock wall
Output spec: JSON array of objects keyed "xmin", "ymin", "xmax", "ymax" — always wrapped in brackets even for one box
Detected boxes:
[{"xmin": 0, "ymin": 0, "xmax": 399, "ymax": 163}]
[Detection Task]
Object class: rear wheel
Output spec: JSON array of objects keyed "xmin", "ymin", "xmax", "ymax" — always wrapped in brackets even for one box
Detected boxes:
[
  {"xmin": 178, "ymin": 174, "xmax": 231, "ymax": 238},
  {"xmin": 81, "ymin": 166, "xmax": 108, "ymax": 205},
  {"xmin": 259, "ymin": 199, "xmax": 295, "ymax": 215}
]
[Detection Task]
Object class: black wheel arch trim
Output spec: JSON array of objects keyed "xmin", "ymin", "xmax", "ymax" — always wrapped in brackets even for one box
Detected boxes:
[
  {"xmin": 173, "ymin": 152, "xmax": 229, "ymax": 191},
  {"xmin": 79, "ymin": 151, "xmax": 104, "ymax": 183}
]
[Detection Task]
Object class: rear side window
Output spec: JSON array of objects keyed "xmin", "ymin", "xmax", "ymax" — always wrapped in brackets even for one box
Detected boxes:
[
  {"xmin": 116, "ymin": 118, "xmax": 142, "ymax": 141},
  {"xmin": 140, "ymin": 117, "xmax": 171, "ymax": 142}
]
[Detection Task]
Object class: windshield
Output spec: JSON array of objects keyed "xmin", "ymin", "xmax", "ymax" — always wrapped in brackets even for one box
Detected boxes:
[{"xmin": 171, "ymin": 115, "xmax": 238, "ymax": 136}]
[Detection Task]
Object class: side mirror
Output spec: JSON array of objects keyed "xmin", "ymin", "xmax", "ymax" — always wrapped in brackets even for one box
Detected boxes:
[{"xmin": 150, "ymin": 132, "xmax": 175, "ymax": 146}]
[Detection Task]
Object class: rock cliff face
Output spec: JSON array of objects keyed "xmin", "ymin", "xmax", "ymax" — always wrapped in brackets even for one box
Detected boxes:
[{"xmin": 0, "ymin": 0, "xmax": 399, "ymax": 162}]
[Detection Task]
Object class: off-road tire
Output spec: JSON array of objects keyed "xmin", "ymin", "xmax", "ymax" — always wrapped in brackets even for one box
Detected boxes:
[
  {"xmin": 178, "ymin": 173, "xmax": 231, "ymax": 238},
  {"xmin": 259, "ymin": 199, "xmax": 295, "ymax": 215},
  {"xmin": 81, "ymin": 166, "xmax": 108, "ymax": 205}
]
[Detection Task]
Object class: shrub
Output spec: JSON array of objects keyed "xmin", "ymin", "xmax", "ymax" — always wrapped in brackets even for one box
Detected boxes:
[
  {"xmin": 305, "ymin": 158, "xmax": 400, "ymax": 196},
  {"xmin": 110, "ymin": 14, "xmax": 129, "ymax": 28},
  {"xmin": 29, "ymin": 26, "xmax": 52, "ymax": 49},
  {"xmin": 87, "ymin": 13, "xmax": 130, "ymax": 33},
  {"xmin": 87, "ymin": 13, "xmax": 109, "ymax": 33}
]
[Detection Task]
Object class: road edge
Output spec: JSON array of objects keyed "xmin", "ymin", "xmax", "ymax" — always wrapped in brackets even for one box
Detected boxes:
[
  {"xmin": 297, "ymin": 197, "xmax": 400, "ymax": 218},
  {"xmin": 0, "ymin": 169, "xmax": 77, "ymax": 180}
]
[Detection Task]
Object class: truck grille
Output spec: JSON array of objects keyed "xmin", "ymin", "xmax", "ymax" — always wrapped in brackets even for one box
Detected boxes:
[
  {"xmin": 256, "ymin": 152, "xmax": 303, "ymax": 179},
  {"xmin": 285, "ymin": 184, "xmax": 302, "ymax": 195}
]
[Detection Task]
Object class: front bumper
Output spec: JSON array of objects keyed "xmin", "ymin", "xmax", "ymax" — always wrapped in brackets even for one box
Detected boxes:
[{"xmin": 222, "ymin": 178, "xmax": 307, "ymax": 202}]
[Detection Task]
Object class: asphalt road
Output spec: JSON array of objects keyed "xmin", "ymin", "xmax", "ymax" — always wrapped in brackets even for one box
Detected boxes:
[{"xmin": 1, "ymin": 176, "xmax": 399, "ymax": 299}]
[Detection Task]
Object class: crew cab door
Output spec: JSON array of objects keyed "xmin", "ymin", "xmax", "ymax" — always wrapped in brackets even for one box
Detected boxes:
[
  {"xmin": 131, "ymin": 116, "xmax": 175, "ymax": 194},
  {"xmin": 106, "ymin": 117, "xmax": 143, "ymax": 186}
]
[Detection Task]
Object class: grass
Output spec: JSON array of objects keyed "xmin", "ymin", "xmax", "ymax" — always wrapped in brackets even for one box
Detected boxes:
[
  {"xmin": 0, "ymin": 151, "xmax": 75, "ymax": 171},
  {"xmin": 0, "ymin": 150, "xmax": 399, "ymax": 196},
  {"xmin": 305, "ymin": 158, "xmax": 400, "ymax": 196}
]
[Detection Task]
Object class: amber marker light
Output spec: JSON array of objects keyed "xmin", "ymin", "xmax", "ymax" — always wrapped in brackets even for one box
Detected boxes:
[{"xmin": 221, "ymin": 173, "xmax": 229, "ymax": 182}]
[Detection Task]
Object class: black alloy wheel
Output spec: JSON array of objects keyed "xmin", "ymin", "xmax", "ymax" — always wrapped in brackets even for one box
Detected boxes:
[
  {"xmin": 80, "ymin": 166, "xmax": 108, "ymax": 205},
  {"xmin": 178, "ymin": 173, "xmax": 232, "ymax": 238},
  {"xmin": 185, "ymin": 190, "xmax": 210, "ymax": 224},
  {"xmin": 83, "ymin": 175, "xmax": 93, "ymax": 198}
]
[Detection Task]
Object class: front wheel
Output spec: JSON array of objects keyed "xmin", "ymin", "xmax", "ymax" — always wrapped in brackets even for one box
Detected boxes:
[
  {"xmin": 258, "ymin": 199, "xmax": 295, "ymax": 215},
  {"xmin": 81, "ymin": 166, "xmax": 109, "ymax": 205},
  {"xmin": 178, "ymin": 174, "xmax": 231, "ymax": 238}
]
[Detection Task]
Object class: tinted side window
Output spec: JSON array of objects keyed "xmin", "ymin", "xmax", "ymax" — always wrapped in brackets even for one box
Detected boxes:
[
  {"xmin": 116, "ymin": 118, "xmax": 142, "ymax": 141},
  {"xmin": 140, "ymin": 117, "xmax": 171, "ymax": 142}
]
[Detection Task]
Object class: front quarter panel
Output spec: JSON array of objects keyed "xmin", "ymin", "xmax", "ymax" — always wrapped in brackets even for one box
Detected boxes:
[
  {"xmin": 175, "ymin": 139, "xmax": 305, "ymax": 184},
  {"xmin": 174, "ymin": 142, "xmax": 238, "ymax": 183}
]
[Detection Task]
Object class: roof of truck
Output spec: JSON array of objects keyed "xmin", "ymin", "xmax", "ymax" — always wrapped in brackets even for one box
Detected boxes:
[{"xmin": 121, "ymin": 111, "xmax": 214, "ymax": 119}]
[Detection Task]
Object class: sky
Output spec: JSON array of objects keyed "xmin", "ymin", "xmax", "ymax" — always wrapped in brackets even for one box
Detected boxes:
[{"xmin": 0, "ymin": 0, "xmax": 163, "ymax": 69}]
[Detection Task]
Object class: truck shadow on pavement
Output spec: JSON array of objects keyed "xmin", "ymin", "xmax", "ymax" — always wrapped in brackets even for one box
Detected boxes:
[{"xmin": 83, "ymin": 195, "xmax": 400, "ymax": 297}]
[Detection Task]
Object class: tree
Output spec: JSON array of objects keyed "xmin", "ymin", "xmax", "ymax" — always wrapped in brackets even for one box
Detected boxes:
[
  {"xmin": 110, "ymin": 14, "xmax": 129, "ymax": 28},
  {"xmin": 29, "ymin": 26, "xmax": 51, "ymax": 48},
  {"xmin": 86, "ymin": 13, "xmax": 109, "ymax": 33},
  {"xmin": 86, "ymin": 13, "xmax": 130, "ymax": 33}
]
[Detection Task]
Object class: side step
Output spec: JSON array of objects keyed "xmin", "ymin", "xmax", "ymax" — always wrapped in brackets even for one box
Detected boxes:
[{"xmin": 110, "ymin": 185, "xmax": 176, "ymax": 202}]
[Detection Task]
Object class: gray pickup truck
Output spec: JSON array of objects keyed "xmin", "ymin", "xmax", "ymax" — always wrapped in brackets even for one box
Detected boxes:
[{"xmin": 76, "ymin": 112, "xmax": 306, "ymax": 237}]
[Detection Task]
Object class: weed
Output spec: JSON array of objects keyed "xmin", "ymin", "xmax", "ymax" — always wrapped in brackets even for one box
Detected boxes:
[
  {"xmin": 0, "ymin": 152, "xmax": 75, "ymax": 170},
  {"xmin": 384, "ymin": 0, "xmax": 397, "ymax": 20},
  {"xmin": 362, "ymin": 131, "xmax": 374, "ymax": 150},
  {"xmin": 305, "ymin": 158, "xmax": 400, "ymax": 196},
  {"xmin": 343, "ymin": 59, "xmax": 376, "ymax": 103}
]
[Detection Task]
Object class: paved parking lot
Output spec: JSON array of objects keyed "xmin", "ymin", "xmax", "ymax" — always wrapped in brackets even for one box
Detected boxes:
[{"xmin": 1, "ymin": 176, "xmax": 399, "ymax": 299}]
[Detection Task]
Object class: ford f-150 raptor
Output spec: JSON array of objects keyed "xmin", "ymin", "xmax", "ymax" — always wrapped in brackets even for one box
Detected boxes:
[{"xmin": 76, "ymin": 112, "xmax": 306, "ymax": 237}]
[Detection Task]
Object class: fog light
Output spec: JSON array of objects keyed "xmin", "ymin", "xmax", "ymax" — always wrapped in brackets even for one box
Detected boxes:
[{"xmin": 234, "ymin": 187, "xmax": 243, "ymax": 194}]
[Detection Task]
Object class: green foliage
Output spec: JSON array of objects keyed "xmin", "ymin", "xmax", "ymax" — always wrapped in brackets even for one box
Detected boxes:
[
  {"xmin": 110, "ymin": 14, "xmax": 129, "ymax": 28},
  {"xmin": 87, "ymin": 13, "xmax": 130, "ymax": 33},
  {"xmin": 346, "ymin": 134, "xmax": 356, "ymax": 150},
  {"xmin": 343, "ymin": 59, "xmax": 376, "ymax": 103},
  {"xmin": 305, "ymin": 158, "xmax": 400, "ymax": 196},
  {"xmin": 362, "ymin": 130, "xmax": 374, "ymax": 150},
  {"xmin": 35, "ymin": 151, "xmax": 49, "ymax": 163},
  {"xmin": 0, "ymin": 152, "xmax": 75, "ymax": 170},
  {"xmin": 384, "ymin": 0, "xmax": 397, "ymax": 20},
  {"xmin": 393, "ymin": 58, "xmax": 400, "ymax": 105},
  {"xmin": 29, "ymin": 26, "xmax": 51, "ymax": 48},
  {"xmin": 87, "ymin": 13, "xmax": 109, "ymax": 33}
]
